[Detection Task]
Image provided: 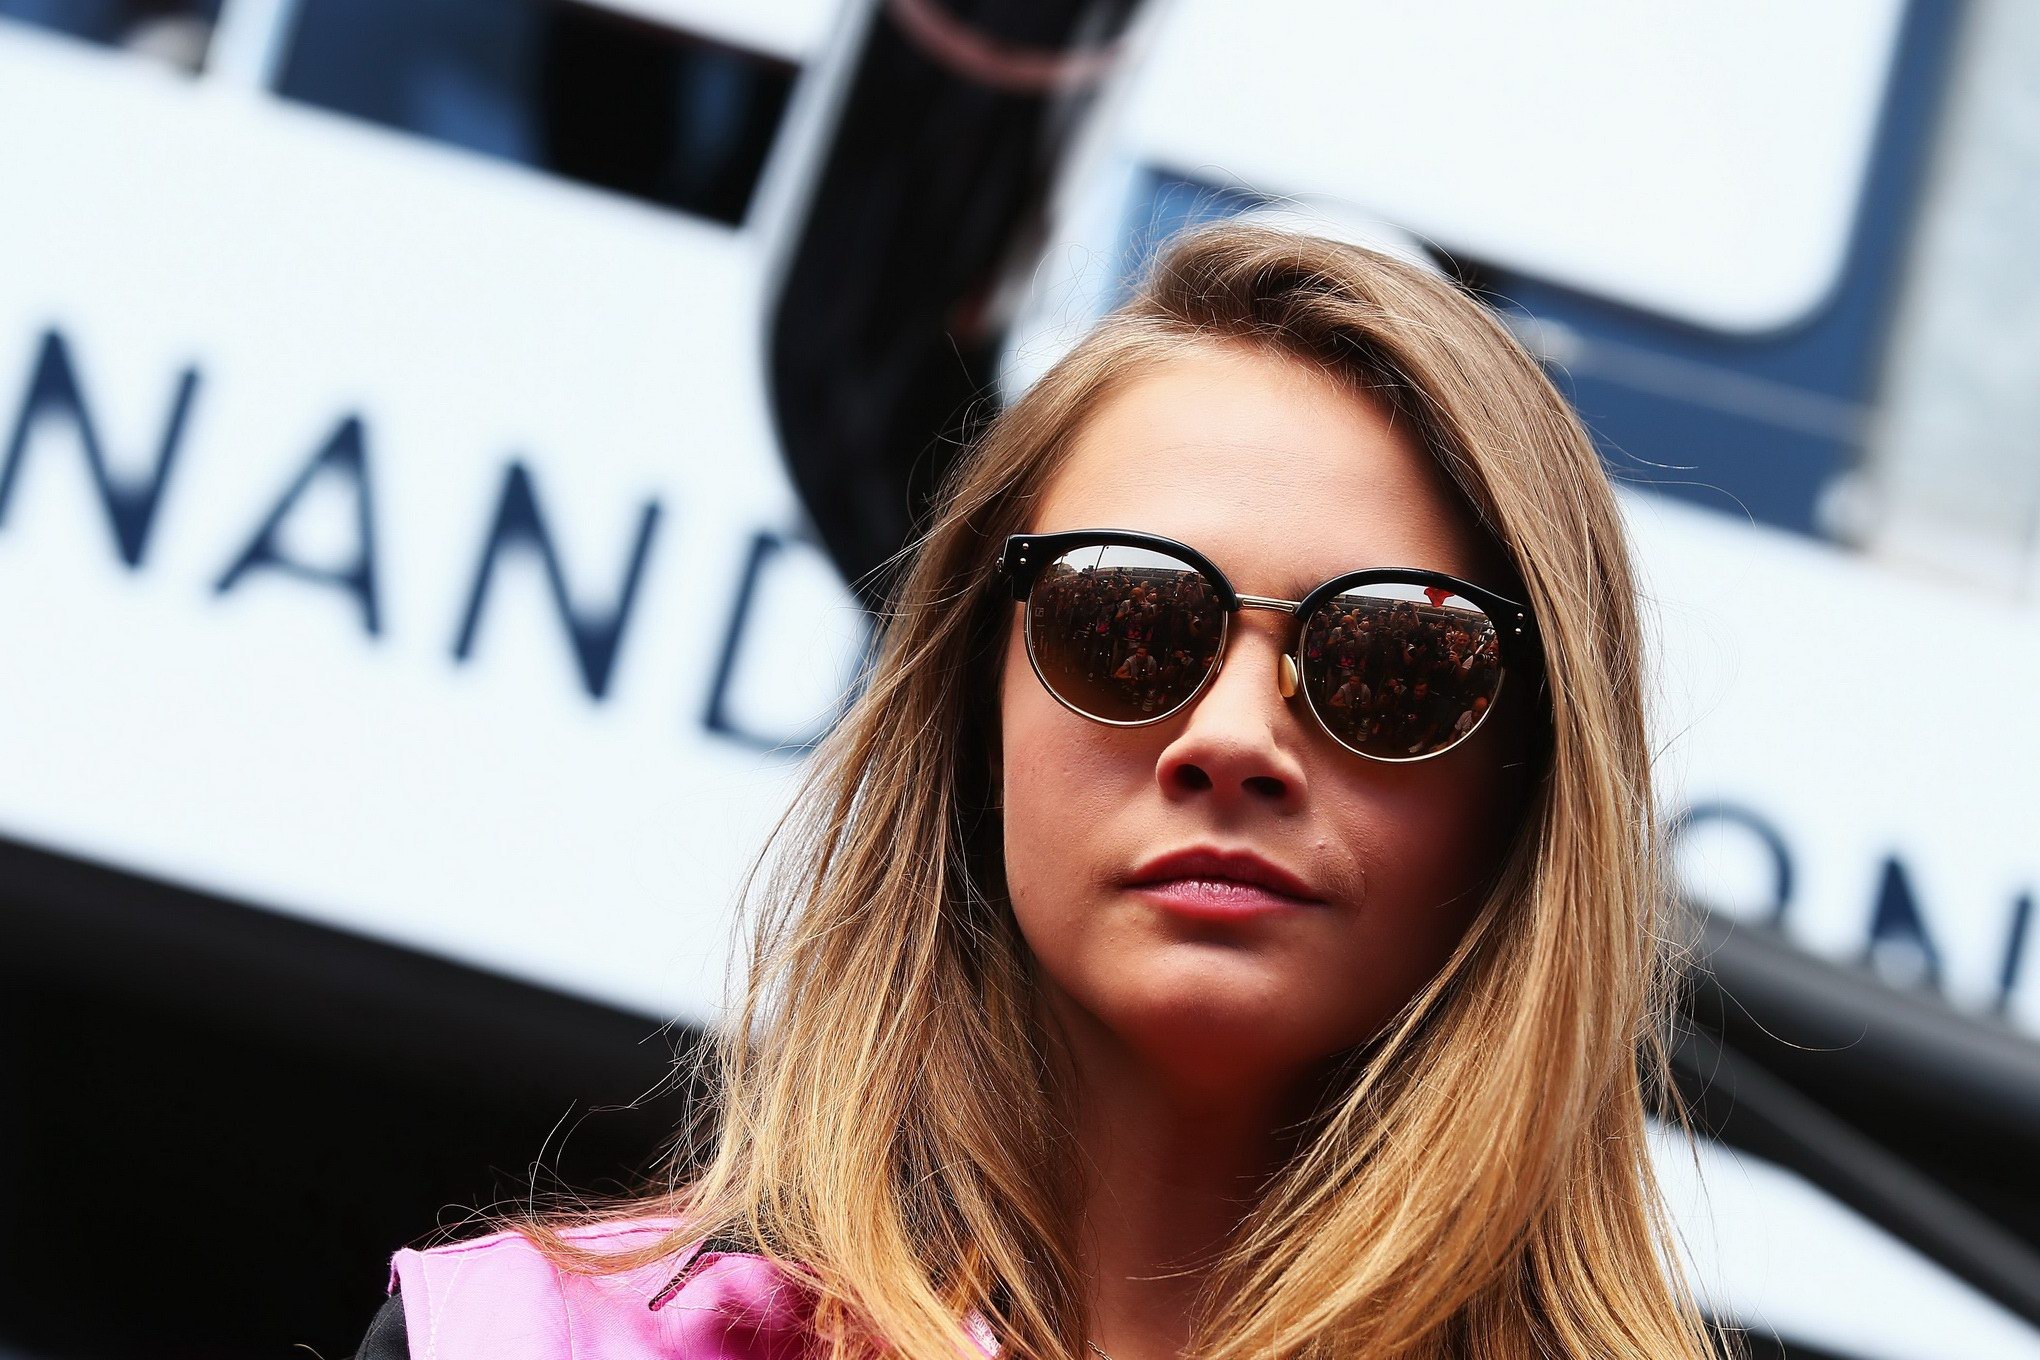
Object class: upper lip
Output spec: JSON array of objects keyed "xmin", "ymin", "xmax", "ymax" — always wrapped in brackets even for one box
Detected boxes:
[{"xmin": 1124, "ymin": 846, "xmax": 1322, "ymax": 902}]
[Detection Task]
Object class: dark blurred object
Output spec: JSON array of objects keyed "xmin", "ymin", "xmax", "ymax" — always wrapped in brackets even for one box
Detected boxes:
[
  {"xmin": 768, "ymin": 0, "xmax": 1148, "ymax": 611},
  {"xmin": 279, "ymin": 0, "xmax": 794, "ymax": 226},
  {"xmin": 0, "ymin": 0, "xmax": 218, "ymax": 73},
  {"xmin": 1675, "ymin": 909, "xmax": 2040, "ymax": 1328},
  {"xmin": 0, "ymin": 838, "xmax": 702, "ymax": 1360}
]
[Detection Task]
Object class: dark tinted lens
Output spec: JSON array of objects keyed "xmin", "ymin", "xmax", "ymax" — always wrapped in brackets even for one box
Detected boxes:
[
  {"xmin": 1024, "ymin": 544, "xmax": 1226, "ymax": 723},
  {"xmin": 1299, "ymin": 583, "xmax": 1504, "ymax": 759}
]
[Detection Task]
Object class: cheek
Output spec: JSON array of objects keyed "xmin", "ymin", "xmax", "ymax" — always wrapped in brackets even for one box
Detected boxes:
[
  {"xmin": 998, "ymin": 645, "xmax": 1124, "ymax": 942},
  {"xmin": 1360, "ymin": 770, "xmax": 1514, "ymax": 907},
  {"xmin": 1319, "ymin": 740, "xmax": 1526, "ymax": 1020},
  {"xmin": 1001, "ymin": 756, "xmax": 1072, "ymax": 920}
]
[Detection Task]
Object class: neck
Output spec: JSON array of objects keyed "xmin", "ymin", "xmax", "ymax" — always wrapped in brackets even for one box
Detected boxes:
[{"xmin": 1044, "ymin": 997, "xmax": 1333, "ymax": 1360}]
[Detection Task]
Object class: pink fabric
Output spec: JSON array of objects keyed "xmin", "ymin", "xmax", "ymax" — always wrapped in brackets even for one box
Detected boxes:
[{"xmin": 386, "ymin": 1217, "xmax": 1000, "ymax": 1359}]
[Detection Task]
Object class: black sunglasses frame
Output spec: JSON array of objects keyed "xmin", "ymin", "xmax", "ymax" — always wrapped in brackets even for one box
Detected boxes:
[{"xmin": 995, "ymin": 528, "xmax": 1543, "ymax": 763}]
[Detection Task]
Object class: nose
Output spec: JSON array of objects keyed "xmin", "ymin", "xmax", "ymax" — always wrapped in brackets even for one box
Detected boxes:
[{"xmin": 1154, "ymin": 614, "xmax": 1309, "ymax": 806}]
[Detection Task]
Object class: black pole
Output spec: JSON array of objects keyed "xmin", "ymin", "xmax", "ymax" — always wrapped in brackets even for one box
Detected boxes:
[
  {"xmin": 767, "ymin": 0, "xmax": 1150, "ymax": 610},
  {"xmin": 1676, "ymin": 910, "xmax": 2040, "ymax": 1323}
]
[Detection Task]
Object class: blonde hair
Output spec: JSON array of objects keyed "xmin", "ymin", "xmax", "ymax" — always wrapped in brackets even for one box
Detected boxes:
[{"xmin": 512, "ymin": 220, "xmax": 1718, "ymax": 1360}]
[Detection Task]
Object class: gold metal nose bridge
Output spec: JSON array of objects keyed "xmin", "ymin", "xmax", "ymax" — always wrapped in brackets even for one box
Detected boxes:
[{"xmin": 1225, "ymin": 594, "xmax": 1305, "ymax": 702}]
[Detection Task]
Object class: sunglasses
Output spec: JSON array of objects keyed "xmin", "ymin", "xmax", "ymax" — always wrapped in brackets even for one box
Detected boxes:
[{"xmin": 996, "ymin": 529, "xmax": 1540, "ymax": 763}]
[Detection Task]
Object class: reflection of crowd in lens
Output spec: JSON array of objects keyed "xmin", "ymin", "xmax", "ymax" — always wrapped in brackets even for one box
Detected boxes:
[
  {"xmin": 1302, "ymin": 596, "xmax": 1501, "ymax": 756},
  {"xmin": 1029, "ymin": 564, "xmax": 1224, "ymax": 719}
]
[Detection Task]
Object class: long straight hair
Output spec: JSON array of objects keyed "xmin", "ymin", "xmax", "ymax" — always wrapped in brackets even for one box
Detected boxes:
[{"xmin": 514, "ymin": 220, "xmax": 1719, "ymax": 1360}]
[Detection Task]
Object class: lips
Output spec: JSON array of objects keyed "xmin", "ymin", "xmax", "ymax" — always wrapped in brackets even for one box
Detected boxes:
[{"xmin": 1123, "ymin": 846, "xmax": 1322, "ymax": 903}]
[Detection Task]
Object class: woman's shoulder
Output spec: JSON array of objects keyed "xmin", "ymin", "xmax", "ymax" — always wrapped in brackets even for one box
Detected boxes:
[{"xmin": 377, "ymin": 1216, "xmax": 832, "ymax": 1360}]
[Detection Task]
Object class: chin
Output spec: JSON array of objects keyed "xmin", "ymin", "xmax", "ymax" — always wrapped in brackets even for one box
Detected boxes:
[{"xmin": 1101, "ymin": 970, "xmax": 1347, "ymax": 1077}]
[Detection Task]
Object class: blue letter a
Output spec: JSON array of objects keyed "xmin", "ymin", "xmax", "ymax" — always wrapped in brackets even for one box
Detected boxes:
[
  {"xmin": 214, "ymin": 415, "xmax": 383, "ymax": 636},
  {"xmin": 1862, "ymin": 856, "xmax": 1944, "ymax": 993}
]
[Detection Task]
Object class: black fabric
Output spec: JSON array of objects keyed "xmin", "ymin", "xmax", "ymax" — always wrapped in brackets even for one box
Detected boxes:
[
  {"xmin": 348, "ymin": 1290, "xmax": 409, "ymax": 1360},
  {"xmin": 695, "ymin": 1228, "xmax": 763, "ymax": 1256}
]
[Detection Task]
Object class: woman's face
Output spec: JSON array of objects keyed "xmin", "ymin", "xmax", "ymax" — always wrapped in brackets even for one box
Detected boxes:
[{"xmin": 996, "ymin": 339, "xmax": 1534, "ymax": 1107}]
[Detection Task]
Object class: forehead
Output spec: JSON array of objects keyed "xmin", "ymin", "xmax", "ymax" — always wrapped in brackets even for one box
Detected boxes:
[{"xmin": 1032, "ymin": 341, "xmax": 1502, "ymax": 594}]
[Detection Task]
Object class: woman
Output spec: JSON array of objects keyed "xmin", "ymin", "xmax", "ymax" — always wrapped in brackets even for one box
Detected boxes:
[{"xmin": 351, "ymin": 221, "xmax": 1717, "ymax": 1359}]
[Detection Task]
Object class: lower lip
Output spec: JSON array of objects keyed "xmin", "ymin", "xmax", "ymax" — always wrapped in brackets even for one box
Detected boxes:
[{"xmin": 1129, "ymin": 878, "xmax": 1321, "ymax": 920}]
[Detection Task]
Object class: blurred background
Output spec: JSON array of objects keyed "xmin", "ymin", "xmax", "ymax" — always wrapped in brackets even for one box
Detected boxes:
[{"xmin": 0, "ymin": 1, "xmax": 2035, "ymax": 1356}]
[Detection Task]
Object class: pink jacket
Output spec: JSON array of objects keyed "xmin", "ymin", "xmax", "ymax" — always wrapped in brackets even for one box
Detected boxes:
[{"xmin": 385, "ymin": 1217, "xmax": 1002, "ymax": 1359}]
